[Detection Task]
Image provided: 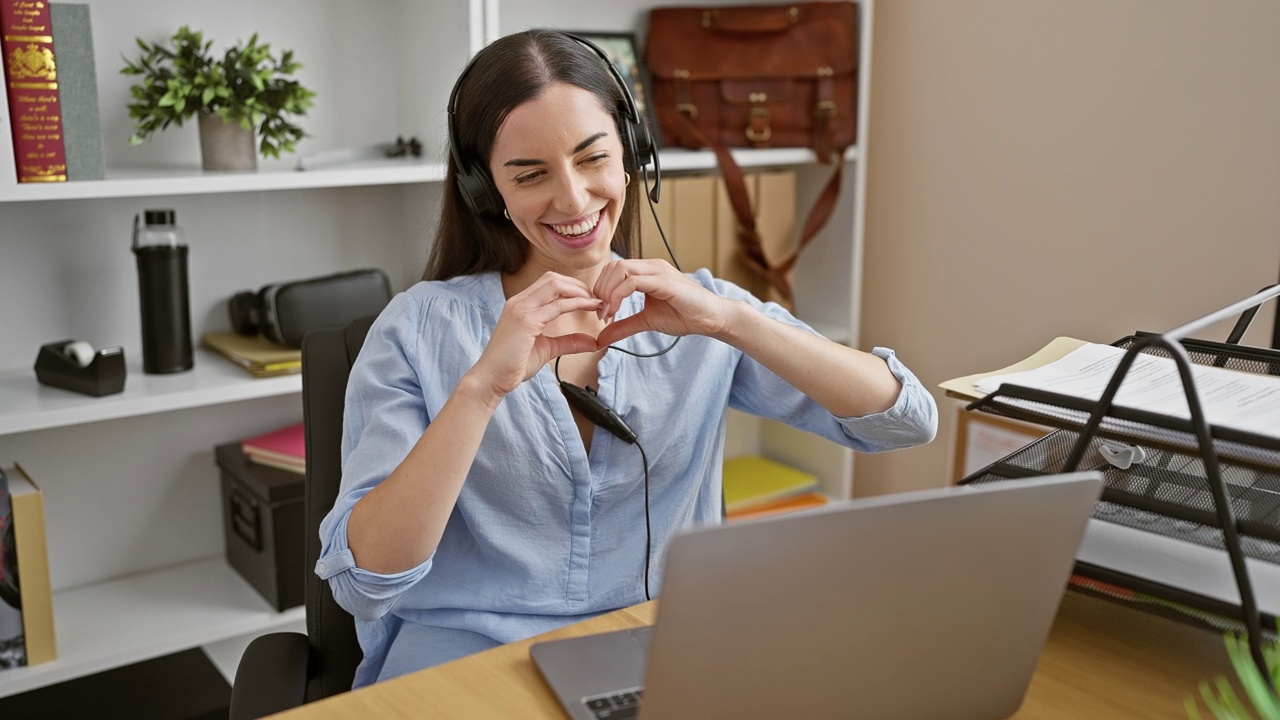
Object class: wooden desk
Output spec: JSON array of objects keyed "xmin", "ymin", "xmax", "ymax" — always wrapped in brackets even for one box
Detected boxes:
[{"xmin": 272, "ymin": 592, "xmax": 1232, "ymax": 719}]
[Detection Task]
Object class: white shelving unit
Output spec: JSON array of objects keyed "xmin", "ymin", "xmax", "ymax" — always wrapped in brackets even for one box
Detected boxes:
[
  {"xmin": 0, "ymin": 348, "xmax": 300, "ymax": 436},
  {"xmin": 0, "ymin": 159, "xmax": 446, "ymax": 203},
  {"xmin": 0, "ymin": 0, "xmax": 872, "ymax": 698},
  {"xmin": 0, "ymin": 558, "xmax": 304, "ymax": 697}
]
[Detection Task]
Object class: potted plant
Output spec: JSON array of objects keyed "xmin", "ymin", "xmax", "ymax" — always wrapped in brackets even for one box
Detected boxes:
[{"xmin": 120, "ymin": 26, "xmax": 316, "ymax": 171}]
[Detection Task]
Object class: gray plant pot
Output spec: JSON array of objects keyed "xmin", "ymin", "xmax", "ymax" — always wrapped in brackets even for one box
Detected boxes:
[{"xmin": 198, "ymin": 113, "xmax": 258, "ymax": 172}]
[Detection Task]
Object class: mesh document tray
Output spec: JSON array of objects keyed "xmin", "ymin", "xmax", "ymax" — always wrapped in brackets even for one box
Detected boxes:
[
  {"xmin": 963, "ymin": 429, "xmax": 1280, "ymax": 636},
  {"xmin": 960, "ymin": 333, "xmax": 1280, "ymax": 633}
]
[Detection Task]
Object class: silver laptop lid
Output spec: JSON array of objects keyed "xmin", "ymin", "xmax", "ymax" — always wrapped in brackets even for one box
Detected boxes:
[{"xmin": 640, "ymin": 472, "xmax": 1102, "ymax": 720}]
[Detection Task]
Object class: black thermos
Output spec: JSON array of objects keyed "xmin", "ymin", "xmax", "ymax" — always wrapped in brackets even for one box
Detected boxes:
[{"xmin": 132, "ymin": 209, "xmax": 193, "ymax": 374}]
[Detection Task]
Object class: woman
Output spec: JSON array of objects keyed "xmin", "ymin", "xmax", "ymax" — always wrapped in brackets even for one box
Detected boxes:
[{"xmin": 317, "ymin": 29, "xmax": 938, "ymax": 688}]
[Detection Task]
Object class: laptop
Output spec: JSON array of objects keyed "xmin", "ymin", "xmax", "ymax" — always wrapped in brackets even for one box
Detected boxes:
[{"xmin": 531, "ymin": 472, "xmax": 1103, "ymax": 720}]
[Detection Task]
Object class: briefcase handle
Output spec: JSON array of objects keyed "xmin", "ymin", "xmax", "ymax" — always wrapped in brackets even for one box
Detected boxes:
[{"xmin": 701, "ymin": 6, "xmax": 802, "ymax": 33}]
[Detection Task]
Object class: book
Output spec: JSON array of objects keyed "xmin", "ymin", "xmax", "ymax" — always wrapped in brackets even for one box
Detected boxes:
[
  {"xmin": 0, "ymin": 467, "xmax": 22, "ymax": 668},
  {"xmin": 48, "ymin": 2, "xmax": 103, "ymax": 181},
  {"xmin": 202, "ymin": 331, "xmax": 302, "ymax": 379},
  {"xmin": 0, "ymin": 0, "xmax": 67, "ymax": 182},
  {"xmin": 722, "ymin": 455, "xmax": 819, "ymax": 513},
  {"xmin": 669, "ymin": 174, "xmax": 717, "ymax": 273},
  {"xmin": 725, "ymin": 490, "xmax": 828, "ymax": 523},
  {"xmin": 242, "ymin": 422, "xmax": 306, "ymax": 475},
  {"xmin": 0, "ymin": 464, "xmax": 55, "ymax": 667},
  {"xmin": 0, "ymin": 68, "xmax": 13, "ymax": 182}
]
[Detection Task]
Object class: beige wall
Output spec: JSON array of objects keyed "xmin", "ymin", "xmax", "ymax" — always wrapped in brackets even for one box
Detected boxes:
[{"xmin": 857, "ymin": 1, "xmax": 1280, "ymax": 496}]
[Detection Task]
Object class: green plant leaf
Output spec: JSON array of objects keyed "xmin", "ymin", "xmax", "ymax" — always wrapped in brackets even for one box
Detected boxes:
[
  {"xmin": 1199, "ymin": 679, "xmax": 1246, "ymax": 720},
  {"xmin": 1225, "ymin": 635, "xmax": 1280, "ymax": 720}
]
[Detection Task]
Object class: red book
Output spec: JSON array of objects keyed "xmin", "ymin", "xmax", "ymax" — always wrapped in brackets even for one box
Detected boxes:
[
  {"xmin": 242, "ymin": 422, "xmax": 306, "ymax": 474},
  {"xmin": 1, "ymin": 0, "xmax": 66, "ymax": 182}
]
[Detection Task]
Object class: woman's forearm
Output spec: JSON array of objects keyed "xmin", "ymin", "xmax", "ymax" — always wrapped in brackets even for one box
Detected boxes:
[{"xmin": 713, "ymin": 301, "xmax": 902, "ymax": 418}]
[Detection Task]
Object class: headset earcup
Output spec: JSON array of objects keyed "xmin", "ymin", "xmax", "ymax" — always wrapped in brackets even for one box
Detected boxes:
[
  {"xmin": 456, "ymin": 162, "xmax": 505, "ymax": 217},
  {"xmin": 228, "ymin": 291, "xmax": 262, "ymax": 335}
]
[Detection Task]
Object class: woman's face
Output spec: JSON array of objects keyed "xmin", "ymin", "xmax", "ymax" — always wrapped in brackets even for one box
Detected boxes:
[{"xmin": 489, "ymin": 82, "xmax": 627, "ymax": 276}]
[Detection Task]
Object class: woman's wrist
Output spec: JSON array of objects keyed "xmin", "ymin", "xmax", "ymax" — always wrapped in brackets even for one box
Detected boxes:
[
  {"xmin": 709, "ymin": 299, "xmax": 757, "ymax": 346},
  {"xmin": 455, "ymin": 368, "xmax": 508, "ymax": 411}
]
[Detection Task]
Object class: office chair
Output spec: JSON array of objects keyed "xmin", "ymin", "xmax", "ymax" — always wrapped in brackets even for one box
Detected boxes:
[{"xmin": 228, "ymin": 315, "xmax": 374, "ymax": 720}]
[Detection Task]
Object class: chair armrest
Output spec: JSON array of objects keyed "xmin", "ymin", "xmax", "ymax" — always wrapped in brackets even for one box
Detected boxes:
[{"xmin": 229, "ymin": 631, "xmax": 311, "ymax": 720}]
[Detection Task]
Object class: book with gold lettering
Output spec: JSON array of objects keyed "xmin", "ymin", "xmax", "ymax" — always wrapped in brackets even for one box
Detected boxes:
[{"xmin": 0, "ymin": 0, "xmax": 67, "ymax": 182}]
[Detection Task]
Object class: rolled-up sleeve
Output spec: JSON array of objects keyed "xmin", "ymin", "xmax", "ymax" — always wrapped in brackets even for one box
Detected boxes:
[
  {"xmin": 315, "ymin": 512, "xmax": 433, "ymax": 622},
  {"xmin": 833, "ymin": 347, "xmax": 938, "ymax": 452}
]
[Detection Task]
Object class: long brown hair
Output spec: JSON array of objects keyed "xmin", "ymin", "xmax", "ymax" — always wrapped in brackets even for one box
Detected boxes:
[{"xmin": 425, "ymin": 30, "xmax": 642, "ymax": 281}]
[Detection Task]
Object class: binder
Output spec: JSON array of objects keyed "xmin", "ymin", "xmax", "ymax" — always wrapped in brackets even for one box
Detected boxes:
[{"xmin": 948, "ymin": 284, "xmax": 1280, "ymax": 683}]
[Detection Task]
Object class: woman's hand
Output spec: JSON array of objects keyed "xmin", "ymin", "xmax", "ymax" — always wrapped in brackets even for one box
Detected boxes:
[
  {"xmin": 468, "ymin": 272, "xmax": 602, "ymax": 399},
  {"xmin": 593, "ymin": 259, "xmax": 736, "ymax": 347}
]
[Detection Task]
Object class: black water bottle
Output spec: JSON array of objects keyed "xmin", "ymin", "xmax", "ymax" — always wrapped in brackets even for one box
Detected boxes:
[{"xmin": 133, "ymin": 209, "xmax": 193, "ymax": 374}]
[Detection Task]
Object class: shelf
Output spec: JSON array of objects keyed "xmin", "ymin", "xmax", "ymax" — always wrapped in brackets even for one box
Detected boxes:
[
  {"xmin": 0, "ymin": 147, "xmax": 858, "ymax": 203},
  {"xmin": 0, "ymin": 158, "xmax": 447, "ymax": 202},
  {"xmin": 0, "ymin": 348, "xmax": 301, "ymax": 436},
  {"xmin": 657, "ymin": 145, "xmax": 859, "ymax": 173},
  {"xmin": 0, "ymin": 556, "xmax": 305, "ymax": 699}
]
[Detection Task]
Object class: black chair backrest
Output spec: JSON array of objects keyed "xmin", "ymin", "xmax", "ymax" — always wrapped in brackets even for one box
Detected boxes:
[{"xmin": 301, "ymin": 315, "xmax": 375, "ymax": 701}]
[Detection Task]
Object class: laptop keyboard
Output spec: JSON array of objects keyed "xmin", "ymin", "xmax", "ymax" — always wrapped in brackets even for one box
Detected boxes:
[{"xmin": 583, "ymin": 688, "xmax": 643, "ymax": 719}]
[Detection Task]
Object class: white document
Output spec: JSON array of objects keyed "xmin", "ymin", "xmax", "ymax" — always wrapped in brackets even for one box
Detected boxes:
[{"xmin": 975, "ymin": 343, "xmax": 1280, "ymax": 440}]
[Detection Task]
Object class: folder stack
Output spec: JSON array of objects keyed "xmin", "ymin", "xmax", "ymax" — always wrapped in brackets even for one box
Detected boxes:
[
  {"xmin": 723, "ymin": 456, "xmax": 827, "ymax": 522},
  {"xmin": 202, "ymin": 332, "xmax": 302, "ymax": 378}
]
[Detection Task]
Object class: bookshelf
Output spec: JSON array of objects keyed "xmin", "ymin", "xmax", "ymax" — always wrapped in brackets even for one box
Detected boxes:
[
  {"xmin": 0, "ymin": 0, "xmax": 872, "ymax": 696},
  {"xmin": 0, "ymin": 557, "xmax": 304, "ymax": 697}
]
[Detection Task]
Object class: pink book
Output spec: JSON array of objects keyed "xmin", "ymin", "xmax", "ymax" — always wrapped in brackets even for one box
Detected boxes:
[{"xmin": 242, "ymin": 422, "xmax": 305, "ymax": 461}]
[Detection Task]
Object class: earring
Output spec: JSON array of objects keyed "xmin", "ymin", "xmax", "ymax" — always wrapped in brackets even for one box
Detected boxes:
[
  {"xmin": 503, "ymin": 208, "xmax": 510, "ymax": 220},
  {"xmin": 624, "ymin": 174, "xmax": 632, "ymax": 187}
]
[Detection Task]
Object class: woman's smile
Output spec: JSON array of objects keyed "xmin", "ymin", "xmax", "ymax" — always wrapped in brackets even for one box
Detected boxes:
[{"xmin": 544, "ymin": 210, "xmax": 604, "ymax": 249}]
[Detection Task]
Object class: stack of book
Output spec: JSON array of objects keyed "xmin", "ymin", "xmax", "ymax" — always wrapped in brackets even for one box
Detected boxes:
[
  {"xmin": 723, "ymin": 456, "xmax": 827, "ymax": 522},
  {"xmin": 0, "ymin": 464, "xmax": 56, "ymax": 671},
  {"xmin": 242, "ymin": 423, "xmax": 305, "ymax": 475},
  {"xmin": 203, "ymin": 332, "xmax": 302, "ymax": 378}
]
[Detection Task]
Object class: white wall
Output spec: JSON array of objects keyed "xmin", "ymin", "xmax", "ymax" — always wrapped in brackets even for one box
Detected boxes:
[{"xmin": 857, "ymin": 1, "xmax": 1280, "ymax": 495}]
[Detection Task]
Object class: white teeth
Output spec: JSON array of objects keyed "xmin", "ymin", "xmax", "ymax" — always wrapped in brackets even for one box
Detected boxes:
[{"xmin": 550, "ymin": 212, "xmax": 600, "ymax": 238}]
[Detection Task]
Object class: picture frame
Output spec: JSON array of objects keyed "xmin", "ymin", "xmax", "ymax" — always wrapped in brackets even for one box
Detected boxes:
[{"xmin": 568, "ymin": 31, "xmax": 660, "ymax": 149}]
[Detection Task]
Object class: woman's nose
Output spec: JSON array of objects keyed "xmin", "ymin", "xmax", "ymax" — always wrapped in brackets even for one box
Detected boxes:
[{"xmin": 553, "ymin": 170, "xmax": 592, "ymax": 216}]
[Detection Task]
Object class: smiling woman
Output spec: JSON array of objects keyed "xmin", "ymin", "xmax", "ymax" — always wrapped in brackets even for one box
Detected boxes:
[{"xmin": 314, "ymin": 28, "xmax": 939, "ymax": 691}]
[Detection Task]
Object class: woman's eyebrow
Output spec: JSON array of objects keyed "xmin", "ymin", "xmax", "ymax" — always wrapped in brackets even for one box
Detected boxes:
[{"xmin": 503, "ymin": 131, "xmax": 609, "ymax": 167}]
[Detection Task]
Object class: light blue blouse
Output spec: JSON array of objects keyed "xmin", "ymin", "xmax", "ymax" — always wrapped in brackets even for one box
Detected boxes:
[{"xmin": 316, "ymin": 269, "xmax": 938, "ymax": 687}]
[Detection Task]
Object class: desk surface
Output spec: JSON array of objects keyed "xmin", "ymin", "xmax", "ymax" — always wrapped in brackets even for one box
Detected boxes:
[{"xmin": 272, "ymin": 592, "xmax": 1232, "ymax": 719}]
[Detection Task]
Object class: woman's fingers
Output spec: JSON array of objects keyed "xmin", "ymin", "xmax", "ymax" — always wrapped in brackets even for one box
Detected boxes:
[
  {"xmin": 541, "ymin": 332, "xmax": 599, "ymax": 359},
  {"xmin": 596, "ymin": 314, "xmax": 650, "ymax": 347},
  {"xmin": 594, "ymin": 259, "xmax": 673, "ymax": 319}
]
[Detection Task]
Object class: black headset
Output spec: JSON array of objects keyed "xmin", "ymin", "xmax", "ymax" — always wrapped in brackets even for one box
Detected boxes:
[{"xmin": 446, "ymin": 31, "xmax": 660, "ymax": 217}]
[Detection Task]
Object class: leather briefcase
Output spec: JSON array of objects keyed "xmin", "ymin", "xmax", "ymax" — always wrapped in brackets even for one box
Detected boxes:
[{"xmin": 646, "ymin": 3, "xmax": 859, "ymax": 300}]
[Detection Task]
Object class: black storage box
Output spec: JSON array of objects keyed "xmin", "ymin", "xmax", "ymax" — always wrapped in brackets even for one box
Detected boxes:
[{"xmin": 215, "ymin": 442, "xmax": 304, "ymax": 611}]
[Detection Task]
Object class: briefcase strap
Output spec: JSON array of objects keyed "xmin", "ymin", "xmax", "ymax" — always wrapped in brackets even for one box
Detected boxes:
[{"xmin": 672, "ymin": 112, "xmax": 844, "ymax": 301}]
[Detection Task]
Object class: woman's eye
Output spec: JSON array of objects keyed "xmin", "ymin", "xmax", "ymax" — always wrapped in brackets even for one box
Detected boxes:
[
  {"xmin": 582, "ymin": 152, "xmax": 609, "ymax": 165},
  {"xmin": 514, "ymin": 171, "xmax": 543, "ymax": 185}
]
